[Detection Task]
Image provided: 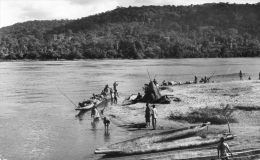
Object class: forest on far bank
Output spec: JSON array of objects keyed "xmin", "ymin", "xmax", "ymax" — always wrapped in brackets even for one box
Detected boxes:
[{"xmin": 0, "ymin": 3, "xmax": 260, "ymax": 60}]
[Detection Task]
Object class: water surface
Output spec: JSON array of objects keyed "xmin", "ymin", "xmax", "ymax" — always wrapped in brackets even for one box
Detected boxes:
[{"xmin": 0, "ymin": 58, "xmax": 259, "ymax": 160}]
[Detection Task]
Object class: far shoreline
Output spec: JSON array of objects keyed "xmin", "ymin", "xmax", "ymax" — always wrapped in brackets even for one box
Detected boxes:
[{"xmin": 0, "ymin": 57, "xmax": 260, "ymax": 63}]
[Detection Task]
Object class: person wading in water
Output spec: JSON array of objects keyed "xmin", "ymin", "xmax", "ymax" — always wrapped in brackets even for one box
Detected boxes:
[{"xmin": 217, "ymin": 137, "xmax": 233, "ymax": 160}]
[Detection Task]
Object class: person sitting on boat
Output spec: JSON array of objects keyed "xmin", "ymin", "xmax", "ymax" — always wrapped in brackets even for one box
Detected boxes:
[
  {"xmin": 151, "ymin": 105, "xmax": 158, "ymax": 130},
  {"xmin": 162, "ymin": 80, "xmax": 167, "ymax": 86},
  {"xmin": 134, "ymin": 92, "xmax": 142, "ymax": 102},
  {"xmin": 145, "ymin": 103, "xmax": 151, "ymax": 128},
  {"xmin": 153, "ymin": 78, "xmax": 158, "ymax": 86},
  {"xmin": 217, "ymin": 137, "xmax": 233, "ymax": 160},
  {"xmin": 92, "ymin": 93, "xmax": 96, "ymax": 99}
]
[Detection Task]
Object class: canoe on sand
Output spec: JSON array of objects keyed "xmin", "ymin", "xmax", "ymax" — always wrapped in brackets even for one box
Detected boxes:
[
  {"xmin": 95, "ymin": 123, "xmax": 212, "ymax": 155},
  {"xmin": 142, "ymin": 148, "xmax": 260, "ymax": 160},
  {"xmin": 95, "ymin": 133, "xmax": 234, "ymax": 155}
]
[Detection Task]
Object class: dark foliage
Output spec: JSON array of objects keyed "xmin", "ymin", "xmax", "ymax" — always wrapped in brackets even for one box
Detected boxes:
[
  {"xmin": 168, "ymin": 106, "xmax": 236, "ymax": 124},
  {"xmin": 0, "ymin": 3, "xmax": 260, "ymax": 60}
]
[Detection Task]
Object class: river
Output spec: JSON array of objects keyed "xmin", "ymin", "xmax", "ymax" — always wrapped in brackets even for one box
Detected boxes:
[{"xmin": 0, "ymin": 58, "xmax": 259, "ymax": 160}]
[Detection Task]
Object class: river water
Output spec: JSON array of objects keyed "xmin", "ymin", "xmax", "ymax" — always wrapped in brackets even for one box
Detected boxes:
[{"xmin": 0, "ymin": 58, "xmax": 259, "ymax": 160}]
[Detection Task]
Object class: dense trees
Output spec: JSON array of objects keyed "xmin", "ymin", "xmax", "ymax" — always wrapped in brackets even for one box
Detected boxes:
[{"xmin": 0, "ymin": 3, "xmax": 260, "ymax": 60}]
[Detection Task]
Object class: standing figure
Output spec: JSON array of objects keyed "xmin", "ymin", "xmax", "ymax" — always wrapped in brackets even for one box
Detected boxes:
[
  {"xmin": 239, "ymin": 70, "xmax": 243, "ymax": 80},
  {"xmin": 217, "ymin": 137, "xmax": 233, "ymax": 160},
  {"xmin": 151, "ymin": 105, "xmax": 158, "ymax": 130},
  {"xmin": 194, "ymin": 76, "xmax": 198, "ymax": 84},
  {"xmin": 145, "ymin": 103, "xmax": 151, "ymax": 128},
  {"xmin": 110, "ymin": 88, "xmax": 113, "ymax": 104},
  {"xmin": 113, "ymin": 93, "xmax": 117, "ymax": 104},
  {"xmin": 91, "ymin": 103, "xmax": 97, "ymax": 118},
  {"xmin": 113, "ymin": 81, "xmax": 119, "ymax": 97},
  {"xmin": 93, "ymin": 106, "xmax": 100, "ymax": 121},
  {"xmin": 259, "ymin": 72, "xmax": 260, "ymax": 80},
  {"xmin": 248, "ymin": 76, "xmax": 251, "ymax": 80}
]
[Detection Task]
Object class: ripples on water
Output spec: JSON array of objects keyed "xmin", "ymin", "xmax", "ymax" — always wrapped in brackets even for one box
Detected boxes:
[{"xmin": 0, "ymin": 58, "xmax": 259, "ymax": 160}]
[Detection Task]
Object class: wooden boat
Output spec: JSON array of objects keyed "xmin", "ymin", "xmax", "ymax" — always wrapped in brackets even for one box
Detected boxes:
[
  {"xmin": 142, "ymin": 148, "xmax": 260, "ymax": 160},
  {"xmin": 75, "ymin": 99, "xmax": 100, "ymax": 111},
  {"xmin": 122, "ymin": 94, "xmax": 138, "ymax": 106},
  {"xmin": 95, "ymin": 123, "xmax": 212, "ymax": 155},
  {"xmin": 75, "ymin": 97, "xmax": 110, "ymax": 111}
]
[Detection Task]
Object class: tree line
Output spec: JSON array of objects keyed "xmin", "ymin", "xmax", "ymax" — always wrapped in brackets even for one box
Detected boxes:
[{"xmin": 0, "ymin": 3, "xmax": 260, "ymax": 60}]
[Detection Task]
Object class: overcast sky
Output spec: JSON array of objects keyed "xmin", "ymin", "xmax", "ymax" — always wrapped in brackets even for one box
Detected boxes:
[{"xmin": 0, "ymin": 0, "xmax": 258, "ymax": 28}]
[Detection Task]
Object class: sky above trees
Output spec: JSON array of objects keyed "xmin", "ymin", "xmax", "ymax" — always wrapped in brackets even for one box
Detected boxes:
[{"xmin": 0, "ymin": 0, "xmax": 258, "ymax": 28}]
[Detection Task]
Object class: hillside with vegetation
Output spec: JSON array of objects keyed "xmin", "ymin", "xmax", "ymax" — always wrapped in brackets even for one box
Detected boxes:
[{"xmin": 0, "ymin": 3, "xmax": 260, "ymax": 60}]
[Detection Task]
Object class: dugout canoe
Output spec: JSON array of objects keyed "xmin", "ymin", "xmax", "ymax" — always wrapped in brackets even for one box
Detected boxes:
[
  {"xmin": 75, "ymin": 101, "xmax": 97, "ymax": 111},
  {"xmin": 142, "ymin": 148, "xmax": 260, "ymax": 160},
  {"xmin": 75, "ymin": 98, "xmax": 109, "ymax": 111},
  {"xmin": 95, "ymin": 123, "xmax": 211, "ymax": 155},
  {"xmin": 122, "ymin": 94, "xmax": 138, "ymax": 106},
  {"xmin": 95, "ymin": 133, "xmax": 234, "ymax": 155}
]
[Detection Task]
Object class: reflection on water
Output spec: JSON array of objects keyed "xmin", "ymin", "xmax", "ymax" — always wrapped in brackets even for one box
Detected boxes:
[
  {"xmin": 75, "ymin": 110, "xmax": 88, "ymax": 121},
  {"xmin": 0, "ymin": 58, "xmax": 259, "ymax": 160},
  {"xmin": 91, "ymin": 118, "xmax": 100, "ymax": 130},
  {"xmin": 104, "ymin": 130, "xmax": 111, "ymax": 142}
]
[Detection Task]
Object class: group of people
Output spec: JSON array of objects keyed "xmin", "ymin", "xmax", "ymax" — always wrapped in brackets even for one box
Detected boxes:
[
  {"xmin": 199, "ymin": 76, "xmax": 211, "ymax": 83},
  {"xmin": 239, "ymin": 70, "xmax": 260, "ymax": 80},
  {"xmin": 109, "ymin": 81, "xmax": 119, "ymax": 104},
  {"xmin": 99, "ymin": 82, "xmax": 119, "ymax": 104},
  {"xmin": 90, "ymin": 102, "xmax": 111, "ymax": 131},
  {"xmin": 90, "ymin": 82, "xmax": 118, "ymax": 131},
  {"xmin": 145, "ymin": 103, "xmax": 158, "ymax": 130},
  {"xmin": 105, "ymin": 82, "xmax": 119, "ymax": 104}
]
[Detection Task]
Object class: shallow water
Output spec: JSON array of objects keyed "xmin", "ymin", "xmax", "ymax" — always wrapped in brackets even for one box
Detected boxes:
[{"xmin": 0, "ymin": 58, "xmax": 259, "ymax": 160}]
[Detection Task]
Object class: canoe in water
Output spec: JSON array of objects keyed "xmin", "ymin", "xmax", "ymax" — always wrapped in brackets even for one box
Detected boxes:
[
  {"xmin": 75, "ymin": 98, "xmax": 105, "ymax": 111},
  {"xmin": 95, "ymin": 123, "xmax": 212, "ymax": 155},
  {"xmin": 75, "ymin": 103, "xmax": 95, "ymax": 111}
]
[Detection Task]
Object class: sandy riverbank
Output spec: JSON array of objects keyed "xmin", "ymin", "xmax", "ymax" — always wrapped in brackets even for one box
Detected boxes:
[{"xmin": 100, "ymin": 80, "xmax": 260, "ymax": 159}]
